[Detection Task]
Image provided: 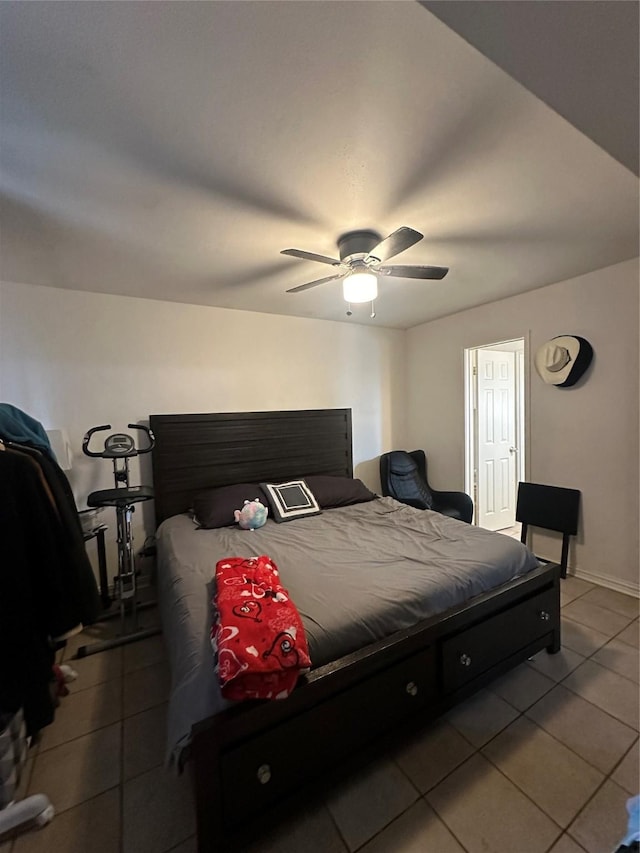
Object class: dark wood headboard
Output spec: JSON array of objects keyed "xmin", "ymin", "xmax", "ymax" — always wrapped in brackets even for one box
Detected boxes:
[{"xmin": 149, "ymin": 409, "xmax": 353, "ymax": 525}]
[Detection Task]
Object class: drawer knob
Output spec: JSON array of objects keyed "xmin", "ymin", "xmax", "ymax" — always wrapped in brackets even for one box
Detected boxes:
[
  {"xmin": 257, "ymin": 764, "xmax": 272, "ymax": 785},
  {"xmin": 539, "ymin": 610, "xmax": 551, "ymax": 622},
  {"xmin": 459, "ymin": 653, "xmax": 472, "ymax": 667},
  {"xmin": 406, "ymin": 681, "xmax": 418, "ymax": 697}
]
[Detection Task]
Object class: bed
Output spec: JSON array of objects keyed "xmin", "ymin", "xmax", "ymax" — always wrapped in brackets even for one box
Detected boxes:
[{"xmin": 150, "ymin": 408, "xmax": 561, "ymax": 852}]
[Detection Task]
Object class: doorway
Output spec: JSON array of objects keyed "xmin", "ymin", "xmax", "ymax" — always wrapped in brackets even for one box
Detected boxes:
[{"xmin": 465, "ymin": 338, "xmax": 526, "ymax": 531}]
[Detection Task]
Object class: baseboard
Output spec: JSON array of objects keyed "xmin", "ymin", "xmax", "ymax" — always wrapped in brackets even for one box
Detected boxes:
[{"xmin": 568, "ymin": 567, "xmax": 640, "ymax": 599}]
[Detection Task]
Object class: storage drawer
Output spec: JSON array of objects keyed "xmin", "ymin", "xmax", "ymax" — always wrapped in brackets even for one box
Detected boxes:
[
  {"xmin": 221, "ymin": 646, "xmax": 436, "ymax": 825},
  {"xmin": 441, "ymin": 586, "xmax": 557, "ymax": 692}
]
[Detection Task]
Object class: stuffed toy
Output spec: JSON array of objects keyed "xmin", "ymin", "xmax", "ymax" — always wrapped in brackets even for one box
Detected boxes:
[{"xmin": 234, "ymin": 499, "xmax": 268, "ymax": 530}]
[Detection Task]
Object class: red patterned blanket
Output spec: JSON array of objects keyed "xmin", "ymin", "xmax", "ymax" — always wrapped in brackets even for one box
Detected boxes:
[{"xmin": 211, "ymin": 555, "xmax": 311, "ymax": 701}]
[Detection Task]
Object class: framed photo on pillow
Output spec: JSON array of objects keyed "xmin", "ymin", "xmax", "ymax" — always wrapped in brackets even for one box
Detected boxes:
[{"xmin": 260, "ymin": 480, "xmax": 321, "ymax": 523}]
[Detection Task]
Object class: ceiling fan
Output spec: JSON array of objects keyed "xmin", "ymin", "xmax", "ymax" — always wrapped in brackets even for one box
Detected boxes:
[{"xmin": 281, "ymin": 227, "xmax": 448, "ymax": 314}]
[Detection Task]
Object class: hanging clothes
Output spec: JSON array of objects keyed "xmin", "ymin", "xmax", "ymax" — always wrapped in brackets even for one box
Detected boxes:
[
  {"xmin": 7, "ymin": 444, "xmax": 100, "ymax": 628},
  {"xmin": 0, "ymin": 404, "xmax": 53, "ymax": 458},
  {"xmin": 0, "ymin": 406, "xmax": 101, "ymax": 736},
  {"xmin": 0, "ymin": 451, "xmax": 59, "ymax": 733},
  {"xmin": 0, "ymin": 709, "xmax": 28, "ymax": 811}
]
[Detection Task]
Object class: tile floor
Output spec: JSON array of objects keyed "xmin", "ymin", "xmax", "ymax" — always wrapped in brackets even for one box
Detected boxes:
[
  {"xmin": 496, "ymin": 522, "xmax": 523, "ymax": 541},
  {"xmin": 4, "ymin": 577, "xmax": 638, "ymax": 853}
]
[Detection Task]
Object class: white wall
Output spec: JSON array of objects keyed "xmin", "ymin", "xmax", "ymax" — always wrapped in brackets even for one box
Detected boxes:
[
  {"xmin": 406, "ymin": 258, "xmax": 639, "ymax": 593},
  {"xmin": 3, "ymin": 265, "xmax": 638, "ymax": 594},
  {"xmin": 0, "ymin": 281, "xmax": 406, "ymax": 569}
]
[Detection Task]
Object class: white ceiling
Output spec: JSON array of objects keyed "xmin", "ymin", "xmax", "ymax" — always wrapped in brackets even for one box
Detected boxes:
[
  {"xmin": 422, "ymin": 0, "xmax": 640, "ymax": 177},
  {"xmin": 0, "ymin": 1, "xmax": 638, "ymax": 330}
]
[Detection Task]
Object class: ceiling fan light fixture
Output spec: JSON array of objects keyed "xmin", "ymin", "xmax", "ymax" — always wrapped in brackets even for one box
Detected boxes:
[{"xmin": 342, "ymin": 271, "xmax": 377, "ymax": 304}]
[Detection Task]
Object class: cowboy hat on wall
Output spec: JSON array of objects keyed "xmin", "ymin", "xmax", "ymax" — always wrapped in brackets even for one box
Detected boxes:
[{"xmin": 534, "ymin": 335, "xmax": 594, "ymax": 387}]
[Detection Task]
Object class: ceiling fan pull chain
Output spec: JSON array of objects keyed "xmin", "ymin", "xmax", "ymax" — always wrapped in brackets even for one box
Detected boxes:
[
  {"xmin": 346, "ymin": 303, "xmax": 353, "ymax": 317},
  {"xmin": 370, "ymin": 301, "xmax": 376, "ymax": 319}
]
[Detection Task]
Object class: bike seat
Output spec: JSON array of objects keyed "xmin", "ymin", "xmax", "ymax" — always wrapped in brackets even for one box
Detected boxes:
[{"xmin": 87, "ymin": 485, "xmax": 155, "ymax": 508}]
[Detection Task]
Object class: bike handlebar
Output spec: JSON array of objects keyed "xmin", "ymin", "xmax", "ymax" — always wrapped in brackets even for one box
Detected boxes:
[
  {"xmin": 82, "ymin": 425, "xmax": 112, "ymax": 457},
  {"xmin": 82, "ymin": 424, "xmax": 155, "ymax": 458},
  {"xmin": 126, "ymin": 424, "xmax": 155, "ymax": 454}
]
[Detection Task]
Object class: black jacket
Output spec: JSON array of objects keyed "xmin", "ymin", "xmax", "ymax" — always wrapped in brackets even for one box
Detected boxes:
[
  {"xmin": 12, "ymin": 444, "xmax": 100, "ymax": 627},
  {"xmin": 0, "ymin": 449, "xmax": 100, "ymax": 734},
  {"xmin": 0, "ymin": 453, "xmax": 58, "ymax": 732}
]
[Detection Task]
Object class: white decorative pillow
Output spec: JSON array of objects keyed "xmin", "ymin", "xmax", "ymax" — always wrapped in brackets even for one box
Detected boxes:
[{"xmin": 260, "ymin": 479, "xmax": 321, "ymax": 523}]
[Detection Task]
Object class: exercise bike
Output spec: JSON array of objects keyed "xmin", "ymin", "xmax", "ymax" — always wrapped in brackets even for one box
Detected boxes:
[{"xmin": 78, "ymin": 423, "xmax": 159, "ymax": 657}]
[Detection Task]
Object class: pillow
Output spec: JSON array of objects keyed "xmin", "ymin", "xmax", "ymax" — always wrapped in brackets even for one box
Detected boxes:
[
  {"xmin": 193, "ymin": 483, "xmax": 266, "ymax": 529},
  {"xmin": 260, "ymin": 479, "xmax": 321, "ymax": 523},
  {"xmin": 304, "ymin": 475, "xmax": 377, "ymax": 509}
]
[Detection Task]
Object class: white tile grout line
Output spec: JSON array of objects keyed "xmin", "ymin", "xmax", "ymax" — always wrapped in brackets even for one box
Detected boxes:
[{"xmin": 561, "ymin": 585, "xmax": 639, "ymax": 620}]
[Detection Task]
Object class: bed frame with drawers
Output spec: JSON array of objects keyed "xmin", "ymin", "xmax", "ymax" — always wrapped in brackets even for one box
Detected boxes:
[{"xmin": 150, "ymin": 408, "xmax": 561, "ymax": 852}]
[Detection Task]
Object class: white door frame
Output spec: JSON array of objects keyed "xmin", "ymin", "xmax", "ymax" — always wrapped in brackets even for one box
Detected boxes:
[{"xmin": 464, "ymin": 336, "xmax": 530, "ymax": 527}]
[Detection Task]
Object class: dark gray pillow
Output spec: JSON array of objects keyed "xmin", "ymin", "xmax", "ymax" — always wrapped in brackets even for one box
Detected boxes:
[
  {"xmin": 193, "ymin": 483, "xmax": 266, "ymax": 529},
  {"xmin": 304, "ymin": 475, "xmax": 377, "ymax": 509}
]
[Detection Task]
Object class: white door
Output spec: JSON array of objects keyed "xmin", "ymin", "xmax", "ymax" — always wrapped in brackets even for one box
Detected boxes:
[{"xmin": 477, "ymin": 349, "xmax": 517, "ymax": 530}]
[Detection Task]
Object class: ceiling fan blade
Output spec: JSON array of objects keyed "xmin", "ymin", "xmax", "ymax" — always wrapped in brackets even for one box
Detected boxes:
[
  {"xmin": 286, "ymin": 273, "xmax": 345, "ymax": 294},
  {"xmin": 366, "ymin": 227, "xmax": 423, "ymax": 263},
  {"xmin": 378, "ymin": 265, "xmax": 449, "ymax": 280},
  {"xmin": 281, "ymin": 248, "xmax": 342, "ymax": 266}
]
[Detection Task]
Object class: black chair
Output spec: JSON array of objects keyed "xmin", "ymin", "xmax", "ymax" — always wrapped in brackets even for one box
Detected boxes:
[
  {"xmin": 379, "ymin": 450, "xmax": 473, "ymax": 523},
  {"xmin": 516, "ymin": 482, "xmax": 580, "ymax": 579}
]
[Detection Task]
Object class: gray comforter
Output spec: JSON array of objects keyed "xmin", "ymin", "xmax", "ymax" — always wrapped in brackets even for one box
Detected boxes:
[{"xmin": 157, "ymin": 497, "xmax": 539, "ymax": 767}]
